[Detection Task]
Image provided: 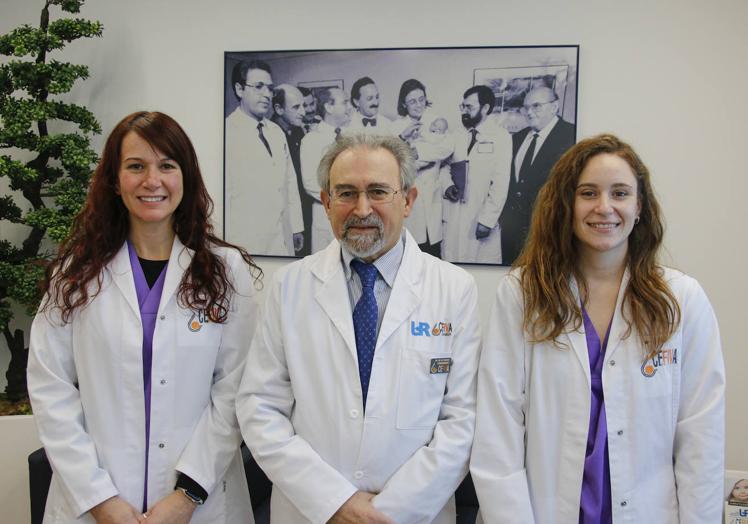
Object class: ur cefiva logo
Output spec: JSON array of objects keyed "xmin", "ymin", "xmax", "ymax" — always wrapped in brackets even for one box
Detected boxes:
[
  {"xmin": 640, "ymin": 348, "xmax": 678, "ymax": 377},
  {"xmin": 410, "ymin": 321, "xmax": 453, "ymax": 337},
  {"xmin": 187, "ymin": 309, "xmax": 213, "ymax": 332}
]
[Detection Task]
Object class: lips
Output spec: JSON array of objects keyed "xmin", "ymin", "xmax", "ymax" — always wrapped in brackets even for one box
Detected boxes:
[{"xmin": 138, "ymin": 196, "xmax": 167, "ymax": 203}]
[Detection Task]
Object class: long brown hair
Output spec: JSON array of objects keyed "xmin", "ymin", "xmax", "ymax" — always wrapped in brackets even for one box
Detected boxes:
[
  {"xmin": 43, "ymin": 111, "xmax": 262, "ymax": 323},
  {"xmin": 516, "ymin": 133, "xmax": 680, "ymax": 351}
]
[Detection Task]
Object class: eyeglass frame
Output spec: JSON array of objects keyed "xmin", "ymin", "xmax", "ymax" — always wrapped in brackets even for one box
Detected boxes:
[
  {"xmin": 404, "ymin": 95, "xmax": 427, "ymax": 107},
  {"xmin": 521, "ymin": 99, "xmax": 557, "ymax": 113},
  {"xmin": 329, "ymin": 187, "xmax": 402, "ymax": 205},
  {"xmin": 244, "ymin": 82, "xmax": 275, "ymax": 93}
]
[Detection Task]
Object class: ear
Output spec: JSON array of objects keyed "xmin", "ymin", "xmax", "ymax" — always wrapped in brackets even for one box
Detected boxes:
[
  {"xmin": 274, "ymin": 103, "xmax": 284, "ymax": 115},
  {"xmin": 320, "ymin": 189, "xmax": 332, "ymax": 216},
  {"xmin": 481, "ymin": 104, "xmax": 491, "ymax": 118},
  {"xmin": 234, "ymin": 82, "xmax": 243, "ymax": 99},
  {"xmin": 402, "ymin": 186, "xmax": 418, "ymax": 217}
]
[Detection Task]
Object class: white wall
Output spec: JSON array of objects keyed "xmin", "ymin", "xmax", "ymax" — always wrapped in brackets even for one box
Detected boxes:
[{"xmin": 2, "ymin": 0, "xmax": 746, "ymax": 501}]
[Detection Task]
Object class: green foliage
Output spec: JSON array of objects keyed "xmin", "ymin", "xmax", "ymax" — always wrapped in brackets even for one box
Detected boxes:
[{"xmin": 0, "ymin": 0, "xmax": 102, "ymax": 398}]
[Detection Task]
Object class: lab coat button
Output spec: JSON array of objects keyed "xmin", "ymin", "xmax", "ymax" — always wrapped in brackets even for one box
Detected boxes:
[
  {"xmin": 609, "ymin": 360, "xmax": 616, "ymax": 366},
  {"xmin": 617, "ymin": 430, "xmax": 623, "ymax": 436},
  {"xmin": 354, "ymin": 470, "xmax": 364, "ymax": 480},
  {"xmin": 158, "ymin": 442, "xmax": 165, "ymax": 449},
  {"xmin": 160, "ymin": 379, "xmax": 167, "ymax": 385},
  {"xmin": 349, "ymin": 409, "xmax": 359, "ymax": 418},
  {"xmin": 159, "ymin": 315, "xmax": 166, "ymax": 320},
  {"xmin": 620, "ymin": 500, "xmax": 627, "ymax": 507}
]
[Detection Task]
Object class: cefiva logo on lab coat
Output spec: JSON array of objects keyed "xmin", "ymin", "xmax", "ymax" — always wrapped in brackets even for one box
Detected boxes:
[
  {"xmin": 187, "ymin": 310, "xmax": 210, "ymax": 332},
  {"xmin": 411, "ymin": 321, "xmax": 453, "ymax": 337},
  {"xmin": 640, "ymin": 348, "xmax": 678, "ymax": 377}
]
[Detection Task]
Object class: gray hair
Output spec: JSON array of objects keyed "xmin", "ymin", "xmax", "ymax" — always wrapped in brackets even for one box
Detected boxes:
[{"xmin": 317, "ymin": 133, "xmax": 416, "ymax": 193}]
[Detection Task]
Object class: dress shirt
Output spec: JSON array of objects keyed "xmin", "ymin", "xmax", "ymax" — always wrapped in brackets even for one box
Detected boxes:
[{"xmin": 513, "ymin": 116, "xmax": 559, "ymax": 181}]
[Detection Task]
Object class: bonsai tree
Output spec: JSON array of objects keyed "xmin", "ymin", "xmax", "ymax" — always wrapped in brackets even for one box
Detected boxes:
[{"xmin": 0, "ymin": 0, "xmax": 102, "ymax": 408}]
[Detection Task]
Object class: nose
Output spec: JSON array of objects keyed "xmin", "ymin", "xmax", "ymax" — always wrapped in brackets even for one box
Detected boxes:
[
  {"xmin": 594, "ymin": 194, "xmax": 613, "ymax": 214},
  {"xmin": 352, "ymin": 191, "xmax": 373, "ymax": 216},
  {"xmin": 142, "ymin": 166, "xmax": 162, "ymax": 190}
]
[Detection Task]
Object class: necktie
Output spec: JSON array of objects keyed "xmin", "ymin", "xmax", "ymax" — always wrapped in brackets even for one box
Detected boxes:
[
  {"xmin": 467, "ymin": 128, "xmax": 478, "ymax": 155},
  {"xmin": 519, "ymin": 133, "xmax": 539, "ymax": 181},
  {"xmin": 334, "ymin": 127, "xmax": 342, "ymax": 140},
  {"xmin": 304, "ymin": 124, "xmax": 311, "ymax": 133},
  {"xmin": 257, "ymin": 122, "xmax": 273, "ymax": 157},
  {"xmin": 362, "ymin": 118, "xmax": 377, "ymax": 127},
  {"xmin": 351, "ymin": 260, "xmax": 378, "ymax": 410}
]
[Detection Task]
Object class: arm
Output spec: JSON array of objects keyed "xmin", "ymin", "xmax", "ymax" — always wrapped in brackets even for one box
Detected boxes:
[
  {"xmin": 27, "ymin": 305, "xmax": 121, "ymax": 518},
  {"xmin": 674, "ymin": 277, "xmax": 725, "ymax": 523},
  {"xmin": 371, "ymin": 277, "xmax": 481, "ymax": 524},
  {"xmin": 469, "ymin": 275, "xmax": 535, "ymax": 522},
  {"xmin": 173, "ymin": 251, "xmax": 260, "ymax": 497},
  {"xmin": 477, "ymin": 131, "xmax": 511, "ymax": 229},
  {"xmin": 283, "ymin": 140, "xmax": 305, "ymax": 236},
  {"xmin": 300, "ymin": 134, "xmax": 323, "ymax": 203},
  {"xmin": 236, "ymin": 273, "xmax": 359, "ymax": 524}
]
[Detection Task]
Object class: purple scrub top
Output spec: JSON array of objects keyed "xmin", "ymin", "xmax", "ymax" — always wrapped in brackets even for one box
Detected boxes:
[
  {"xmin": 127, "ymin": 241, "xmax": 168, "ymax": 511},
  {"xmin": 579, "ymin": 306, "xmax": 613, "ymax": 524}
]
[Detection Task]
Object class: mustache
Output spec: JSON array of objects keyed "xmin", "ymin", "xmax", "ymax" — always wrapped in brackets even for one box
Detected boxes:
[{"xmin": 344, "ymin": 214, "xmax": 383, "ymax": 234}]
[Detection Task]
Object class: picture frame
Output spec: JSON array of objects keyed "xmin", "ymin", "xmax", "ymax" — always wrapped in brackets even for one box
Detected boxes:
[{"xmin": 223, "ymin": 45, "xmax": 579, "ymax": 265}]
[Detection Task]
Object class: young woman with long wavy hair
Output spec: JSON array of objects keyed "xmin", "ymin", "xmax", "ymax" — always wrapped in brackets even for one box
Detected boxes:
[
  {"xmin": 471, "ymin": 134, "xmax": 724, "ymax": 523},
  {"xmin": 28, "ymin": 111, "xmax": 261, "ymax": 524}
]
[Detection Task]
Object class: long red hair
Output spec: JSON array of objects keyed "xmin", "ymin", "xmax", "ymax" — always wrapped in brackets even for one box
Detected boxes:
[{"xmin": 43, "ymin": 111, "xmax": 261, "ymax": 322}]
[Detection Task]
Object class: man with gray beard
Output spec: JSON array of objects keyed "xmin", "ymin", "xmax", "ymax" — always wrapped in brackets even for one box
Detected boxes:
[{"xmin": 237, "ymin": 133, "xmax": 481, "ymax": 524}]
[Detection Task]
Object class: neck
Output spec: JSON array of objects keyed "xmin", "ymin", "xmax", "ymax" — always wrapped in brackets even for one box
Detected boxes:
[
  {"xmin": 240, "ymin": 103, "xmax": 262, "ymax": 122},
  {"xmin": 324, "ymin": 115, "xmax": 339, "ymax": 127},
  {"xmin": 129, "ymin": 222, "xmax": 175, "ymax": 260},
  {"xmin": 577, "ymin": 246, "xmax": 627, "ymax": 285}
]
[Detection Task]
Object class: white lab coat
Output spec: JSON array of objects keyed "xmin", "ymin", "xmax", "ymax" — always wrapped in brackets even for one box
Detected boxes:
[
  {"xmin": 471, "ymin": 268, "xmax": 725, "ymax": 524},
  {"xmin": 237, "ymin": 231, "xmax": 481, "ymax": 524},
  {"xmin": 28, "ymin": 238, "xmax": 258, "ymax": 523},
  {"xmin": 441, "ymin": 125, "xmax": 512, "ymax": 264},
  {"xmin": 299, "ymin": 120, "xmax": 337, "ymax": 252},
  {"xmin": 225, "ymin": 108, "xmax": 304, "ymax": 256}
]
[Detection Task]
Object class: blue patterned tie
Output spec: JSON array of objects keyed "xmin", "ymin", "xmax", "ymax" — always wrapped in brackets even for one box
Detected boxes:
[{"xmin": 351, "ymin": 260, "xmax": 378, "ymax": 410}]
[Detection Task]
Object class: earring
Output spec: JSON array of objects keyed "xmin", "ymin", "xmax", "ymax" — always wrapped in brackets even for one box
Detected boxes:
[{"xmin": 634, "ymin": 216, "xmax": 640, "ymax": 225}]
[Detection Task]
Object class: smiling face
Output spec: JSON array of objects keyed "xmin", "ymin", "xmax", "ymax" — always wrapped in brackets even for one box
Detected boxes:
[
  {"xmin": 356, "ymin": 83, "xmax": 380, "ymax": 118},
  {"xmin": 320, "ymin": 146, "xmax": 416, "ymax": 261},
  {"xmin": 404, "ymin": 88, "xmax": 427, "ymax": 119},
  {"xmin": 236, "ymin": 68, "xmax": 273, "ymax": 120},
  {"xmin": 732, "ymin": 480, "xmax": 748, "ymax": 502},
  {"xmin": 573, "ymin": 153, "xmax": 640, "ymax": 263},
  {"xmin": 117, "ymin": 131, "xmax": 183, "ymax": 235}
]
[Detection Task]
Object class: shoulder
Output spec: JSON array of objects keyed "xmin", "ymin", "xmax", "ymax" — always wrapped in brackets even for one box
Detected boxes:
[
  {"xmin": 660, "ymin": 266, "xmax": 709, "ymax": 305},
  {"xmin": 414, "ymin": 250, "xmax": 476, "ymax": 293}
]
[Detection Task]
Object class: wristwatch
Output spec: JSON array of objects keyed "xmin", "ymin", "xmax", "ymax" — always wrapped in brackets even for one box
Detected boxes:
[{"xmin": 176, "ymin": 486, "xmax": 205, "ymax": 505}]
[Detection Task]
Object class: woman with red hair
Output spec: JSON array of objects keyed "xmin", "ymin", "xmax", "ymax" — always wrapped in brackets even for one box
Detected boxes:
[
  {"xmin": 28, "ymin": 112, "xmax": 260, "ymax": 523},
  {"xmin": 471, "ymin": 134, "xmax": 725, "ymax": 523}
]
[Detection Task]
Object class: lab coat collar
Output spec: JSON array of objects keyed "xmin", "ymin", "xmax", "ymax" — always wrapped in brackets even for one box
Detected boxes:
[
  {"xmin": 565, "ymin": 268, "xmax": 631, "ymax": 387},
  {"xmin": 109, "ymin": 236, "xmax": 193, "ymax": 319},
  {"xmin": 310, "ymin": 230, "xmax": 424, "ymax": 360}
]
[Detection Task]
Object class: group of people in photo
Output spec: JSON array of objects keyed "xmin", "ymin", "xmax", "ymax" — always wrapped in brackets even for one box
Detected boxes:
[
  {"xmin": 27, "ymin": 67, "xmax": 725, "ymax": 523},
  {"xmin": 225, "ymin": 59, "xmax": 575, "ymax": 265}
]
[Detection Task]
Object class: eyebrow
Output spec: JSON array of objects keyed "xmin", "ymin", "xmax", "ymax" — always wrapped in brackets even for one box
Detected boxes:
[
  {"xmin": 576, "ymin": 182, "xmax": 634, "ymax": 189},
  {"xmin": 333, "ymin": 182, "xmax": 394, "ymax": 190}
]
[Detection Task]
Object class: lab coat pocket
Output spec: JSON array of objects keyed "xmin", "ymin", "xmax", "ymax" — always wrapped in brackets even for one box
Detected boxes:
[{"xmin": 396, "ymin": 347, "xmax": 451, "ymax": 430}]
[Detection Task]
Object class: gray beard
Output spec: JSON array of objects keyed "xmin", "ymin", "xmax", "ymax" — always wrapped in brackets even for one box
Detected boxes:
[{"xmin": 341, "ymin": 215, "xmax": 385, "ymax": 258}]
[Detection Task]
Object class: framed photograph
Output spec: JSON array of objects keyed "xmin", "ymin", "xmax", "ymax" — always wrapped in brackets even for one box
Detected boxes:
[
  {"xmin": 725, "ymin": 470, "xmax": 748, "ymax": 523},
  {"xmin": 223, "ymin": 45, "xmax": 578, "ymax": 265}
]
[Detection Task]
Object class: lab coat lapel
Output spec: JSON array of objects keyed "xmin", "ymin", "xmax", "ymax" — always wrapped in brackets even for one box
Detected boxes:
[
  {"xmin": 564, "ymin": 277, "xmax": 591, "ymax": 387},
  {"xmin": 312, "ymin": 240, "xmax": 358, "ymax": 361},
  {"xmin": 602, "ymin": 268, "xmax": 631, "ymax": 361},
  {"xmin": 158, "ymin": 236, "xmax": 193, "ymax": 313},
  {"xmin": 109, "ymin": 242, "xmax": 140, "ymax": 319},
  {"xmin": 376, "ymin": 232, "xmax": 422, "ymax": 349}
]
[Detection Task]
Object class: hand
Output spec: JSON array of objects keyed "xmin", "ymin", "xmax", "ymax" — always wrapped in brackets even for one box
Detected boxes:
[
  {"xmin": 293, "ymin": 232, "xmax": 304, "ymax": 253},
  {"xmin": 399, "ymin": 122, "xmax": 422, "ymax": 142},
  {"xmin": 328, "ymin": 491, "xmax": 394, "ymax": 524},
  {"xmin": 89, "ymin": 496, "xmax": 146, "ymax": 524},
  {"xmin": 143, "ymin": 491, "xmax": 197, "ymax": 524},
  {"xmin": 444, "ymin": 185, "xmax": 461, "ymax": 202},
  {"xmin": 475, "ymin": 222, "xmax": 492, "ymax": 239}
]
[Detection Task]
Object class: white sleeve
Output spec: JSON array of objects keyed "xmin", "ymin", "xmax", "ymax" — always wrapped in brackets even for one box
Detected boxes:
[
  {"xmin": 372, "ymin": 276, "xmax": 481, "ymax": 524},
  {"xmin": 470, "ymin": 274, "xmax": 535, "ymax": 523},
  {"xmin": 236, "ymin": 273, "xmax": 357, "ymax": 524},
  {"xmin": 477, "ymin": 131, "xmax": 511, "ymax": 228},
  {"xmin": 300, "ymin": 134, "xmax": 323, "ymax": 203},
  {"xmin": 175, "ymin": 252, "xmax": 260, "ymax": 494},
  {"xmin": 27, "ymin": 305, "xmax": 119, "ymax": 518},
  {"xmin": 674, "ymin": 278, "xmax": 725, "ymax": 523},
  {"xmin": 283, "ymin": 140, "xmax": 305, "ymax": 234}
]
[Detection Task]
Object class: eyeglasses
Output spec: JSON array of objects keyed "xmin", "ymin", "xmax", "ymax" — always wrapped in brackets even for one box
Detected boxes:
[
  {"xmin": 405, "ymin": 96, "xmax": 426, "ymax": 107},
  {"xmin": 245, "ymin": 82, "xmax": 275, "ymax": 93},
  {"xmin": 521, "ymin": 100, "xmax": 556, "ymax": 113},
  {"xmin": 459, "ymin": 103, "xmax": 479, "ymax": 112},
  {"xmin": 331, "ymin": 187, "xmax": 400, "ymax": 205}
]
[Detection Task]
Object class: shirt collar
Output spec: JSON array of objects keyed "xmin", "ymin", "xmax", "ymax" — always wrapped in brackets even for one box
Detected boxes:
[
  {"xmin": 533, "ymin": 115, "xmax": 559, "ymax": 140},
  {"xmin": 341, "ymin": 231, "xmax": 405, "ymax": 288}
]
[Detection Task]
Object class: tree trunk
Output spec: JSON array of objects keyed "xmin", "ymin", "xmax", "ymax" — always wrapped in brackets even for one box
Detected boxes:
[{"xmin": 3, "ymin": 327, "xmax": 28, "ymax": 402}]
